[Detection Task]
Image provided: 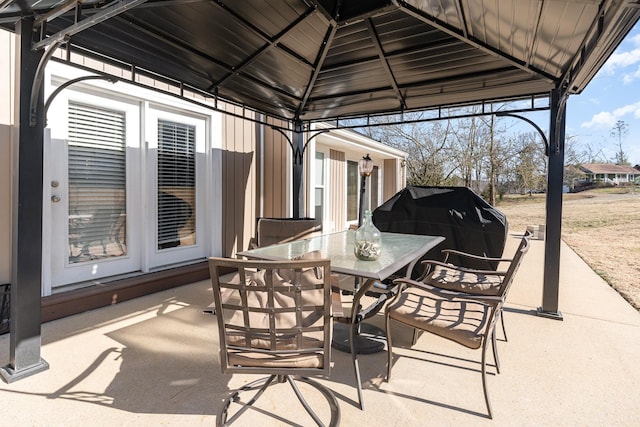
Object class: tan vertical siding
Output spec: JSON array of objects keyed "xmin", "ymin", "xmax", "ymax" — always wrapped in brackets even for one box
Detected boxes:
[
  {"xmin": 383, "ymin": 158, "xmax": 398, "ymax": 201},
  {"xmin": 0, "ymin": 125, "xmax": 11, "ymax": 282},
  {"xmin": 371, "ymin": 166, "xmax": 380, "ymax": 209},
  {"xmin": 263, "ymin": 118, "xmax": 289, "ymax": 218},
  {"xmin": 0, "ymin": 31, "xmax": 14, "ymax": 282},
  {"xmin": 0, "ymin": 30, "xmax": 15, "ymax": 126},
  {"xmin": 329, "ymin": 149, "xmax": 346, "ymax": 231},
  {"xmin": 221, "ymin": 104, "xmax": 257, "ymax": 256}
]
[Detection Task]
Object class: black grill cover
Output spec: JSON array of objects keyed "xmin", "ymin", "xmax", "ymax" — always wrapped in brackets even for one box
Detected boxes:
[{"xmin": 372, "ymin": 186, "xmax": 508, "ymax": 278}]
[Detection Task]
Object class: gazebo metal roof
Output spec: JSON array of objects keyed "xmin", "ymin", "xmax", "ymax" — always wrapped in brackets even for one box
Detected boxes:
[{"xmin": 1, "ymin": 0, "xmax": 637, "ymax": 124}]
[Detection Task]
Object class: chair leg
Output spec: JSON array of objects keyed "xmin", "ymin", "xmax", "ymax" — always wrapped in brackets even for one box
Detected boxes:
[
  {"xmin": 350, "ymin": 321, "xmax": 365, "ymax": 410},
  {"xmin": 481, "ymin": 341, "xmax": 494, "ymax": 419},
  {"xmin": 491, "ymin": 329, "xmax": 501, "ymax": 374},
  {"xmin": 218, "ymin": 375, "xmax": 341, "ymax": 427},
  {"xmin": 286, "ymin": 376, "xmax": 341, "ymax": 427},
  {"xmin": 385, "ymin": 313, "xmax": 393, "ymax": 381},
  {"xmin": 500, "ymin": 309, "xmax": 508, "ymax": 342},
  {"xmin": 218, "ymin": 375, "xmax": 277, "ymax": 427}
]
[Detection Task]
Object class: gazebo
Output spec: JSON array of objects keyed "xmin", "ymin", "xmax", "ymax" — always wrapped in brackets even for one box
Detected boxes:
[{"xmin": 1, "ymin": 0, "xmax": 638, "ymax": 382}]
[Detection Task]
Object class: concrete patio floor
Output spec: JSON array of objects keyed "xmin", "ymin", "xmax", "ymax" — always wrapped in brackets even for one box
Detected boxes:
[{"xmin": 1, "ymin": 233, "xmax": 639, "ymax": 426}]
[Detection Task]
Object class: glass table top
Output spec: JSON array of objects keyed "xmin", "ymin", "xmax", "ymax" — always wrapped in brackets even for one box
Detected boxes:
[{"xmin": 237, "ymin": 230, "xmax": 444, "ymax": 281}]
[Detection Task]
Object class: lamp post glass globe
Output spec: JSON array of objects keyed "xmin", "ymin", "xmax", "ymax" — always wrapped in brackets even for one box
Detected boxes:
[{"xmin": 359, "ymin": 154, "xmax": 374, "ymax": 177}]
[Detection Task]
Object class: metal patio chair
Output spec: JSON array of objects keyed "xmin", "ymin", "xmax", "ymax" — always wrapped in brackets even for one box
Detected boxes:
[
  {"xmin": 430, "ymin": 238, "xmax": 529, "ymax": 343},
  {"xmin": 384, "ymin": 232, "xmax": 531, "ymax": 418},
  {"xmin": 250, "ymin": 217, "xmax": 322, "ymax": 249},
  {"xmin": 205, "ymin": 217, "xmax": 323, "ymax": 315},
  {"xmin": 209, "ymin": 255, "xmax": 340, "ymax": 427},
  {"xmin": 416, "ymin": 231, "xmax": 533, "ymax": 344}
]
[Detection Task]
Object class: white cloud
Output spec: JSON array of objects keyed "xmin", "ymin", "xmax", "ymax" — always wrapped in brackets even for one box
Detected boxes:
[
  {"xmin": 606, "ymin": 49, "xmax": 640, "ymax": 69},
  {"xmin": 628, "ymin": 144, "xmax": 640, "ymax": 165},
  {"xmin": 601, "ymin": 33, "xmax": 640, "ymax": 81},
  {"xmin": 623, "ymin": 65, "xmax": 640, "ymax": 84},
  {"xmin": 581, "ymin": 111, "xmax": 616, "ymax": 128},
  {"xmin": 580, "ymin": 101, "xmax": 640, "ymax": 128}
]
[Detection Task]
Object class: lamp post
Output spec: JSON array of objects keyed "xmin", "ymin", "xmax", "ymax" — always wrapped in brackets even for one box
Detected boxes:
[
  {"xmin": 357, "ymin": 154, "xmax": 374, "ymax": 226},
  {"xmin": 332, "ymin": 152, "xmax": 385, "ymax": 381}
]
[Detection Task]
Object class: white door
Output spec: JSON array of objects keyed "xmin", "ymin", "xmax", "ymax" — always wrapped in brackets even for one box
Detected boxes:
[
  {"xmin": 46, "ymin": 90, "xmax": 210, "ymax": 290},
  {"xmin": 48, "ymin": 96, "xmax": 142, "ymax": 288}
]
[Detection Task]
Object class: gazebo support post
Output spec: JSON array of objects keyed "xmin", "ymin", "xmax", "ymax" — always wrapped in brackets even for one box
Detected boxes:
[
  {"xmin": 539, "ymin": 87, "xmax": 565, "ymax": 320},
  {"xmin": 1, "ymin": 17, "xmax": 50, "ymax": 383},
  {"xmin": 292, "ymin": 121, "xmax": 305, "ymax": 219}
]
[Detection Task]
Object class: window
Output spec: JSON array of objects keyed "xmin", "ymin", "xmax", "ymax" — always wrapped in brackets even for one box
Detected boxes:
[
  {"xmin": 157, "ymin": 119, "xmax": 196, "ymax": 250},
  {"xmin": 314, "ymin": 152, "xmax": 325, "ymax": 221},
  {"xmin": 67, "ymin": 102, "xmax": 127, "ymax": 263}
]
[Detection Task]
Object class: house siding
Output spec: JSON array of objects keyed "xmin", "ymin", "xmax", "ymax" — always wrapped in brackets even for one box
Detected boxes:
[
  {"xmin": 262, "ymin": 117, "xmax": 289, "ymax": 219},
  {"xmin": 221, "ymin": 104, "xmax": 258, "ymax": 256},
  {"xmin": 383, "ymin": 158, "xmax": 398, "ymax": 201},
  {"xmin": 329, "ymin": 149, "xmax": 347, "ymax": 232},
  {"xmin": 315, "ymin": 126, "xmax": 407, "ymax": 231},
  {"xmin": 0, "ymin": 124, "xmax": 12, "ymax": 283},
  {"xmin": 0, "ymin": 31, "xmax": 15, "ymax": 283},
  {"xmin": 0, "ymin": 34, "xmax": 406, "ymax": 304},
  {"xmin": 0, "ymin": 30, "xmax": 15, "ymax": 126}
]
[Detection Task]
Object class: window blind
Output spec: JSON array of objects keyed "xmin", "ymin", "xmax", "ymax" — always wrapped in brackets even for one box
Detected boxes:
[
  {"xmin": 157, "ymin": 119, "xmax": 196, "ymax": 249},
  {"xmin": 314, "ymin": 152, "xmax": 324, "ymax": 221},
  {"xmin": 67, "ymin": 102, "xmax": 127, "ymax": 262}
]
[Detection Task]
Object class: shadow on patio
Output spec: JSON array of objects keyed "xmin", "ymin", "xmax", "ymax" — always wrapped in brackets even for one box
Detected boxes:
[{"xmin": 1, "ymin": 233, "xmax": 639, "ymax": 426}]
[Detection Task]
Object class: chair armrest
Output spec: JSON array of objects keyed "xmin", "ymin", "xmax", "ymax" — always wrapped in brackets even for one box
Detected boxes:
[
  {"xmin": 330, "ymin": 275, "xmax": 345, "ymax": 318},
  {"xmin": 442, "ymin": 248, "xmax": 513, "ymax": 263},
  {"xmin": 421, "ymin": 259, "xmax": 508, "ymax": 276},
  {"xmin": 331, "ymin": 291, "xmax": 345, "ymax": 318},
  {"xmin": 333, "ymin": 277, "xmax": 400, "ymax": 324},
  {"xmin": 392, "ymin": 277, "xmax": 504, "ymax": 305}
]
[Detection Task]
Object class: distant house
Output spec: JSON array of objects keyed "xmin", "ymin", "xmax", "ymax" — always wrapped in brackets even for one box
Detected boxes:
[{"xmin": 578, "ymin": 163, "xmax": 640, "ymax": 185}]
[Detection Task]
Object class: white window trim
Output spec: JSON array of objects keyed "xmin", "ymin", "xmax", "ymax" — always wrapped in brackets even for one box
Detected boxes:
[{"xmin": 42, "ymin": 61, "xmax": 224, "ymax": 291}]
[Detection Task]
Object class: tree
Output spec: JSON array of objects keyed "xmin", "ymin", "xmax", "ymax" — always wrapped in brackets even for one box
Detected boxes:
[
  {"xmin": 580, "ymin": 141, "xmax": 609, "ymax": 163},
  {"xmin": 563, "ymin": 135, "xmax": 587, "ymax": 191},
  {"xmin": 361, "ymin": 113, "xmax": 458, "ymax": 186},
  {"xmin": 512, "ymin": 132, "xmax": 547, "ymax": 194},
  {"xmin": 358, "ymin": 110, "xmax": 546, "ymax": 201},
  {"xmin": 476, "ymin": 107, "xmax": 512, "ymax": 204},
  {"xmin": 564, "ymin": 135, "xmax": 587, "ymax": 166},
  {"xmin": 610, "ymin": 120, "xmax": 629, "ymax": 165},
  {"xmin": 484, "ymin": 119, "xmax": 514, "ymax": 203},
  {"xmin": 448, "ymin": 108, "xmax": 490, "ymax": 192}
]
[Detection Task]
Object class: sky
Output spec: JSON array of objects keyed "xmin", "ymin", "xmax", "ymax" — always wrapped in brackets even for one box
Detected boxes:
[{"xmin": 554, "ymin": 22, "xmax": 640, "ymax": 166}]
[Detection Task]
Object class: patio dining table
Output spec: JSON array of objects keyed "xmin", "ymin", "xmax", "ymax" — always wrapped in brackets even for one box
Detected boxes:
[
  {"xmin": 237, "ymin": 229, "xmax": 445, "ymax": 350},
  {"xmin": 237, "ymin": 229, "xmax": 444, "ymax": 410}
]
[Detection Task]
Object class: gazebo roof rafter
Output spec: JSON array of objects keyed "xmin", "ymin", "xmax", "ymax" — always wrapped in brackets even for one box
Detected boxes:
[
  {"xmin": 400, "ymin": 1, "xmax": 558, "ymax": 83},
  {"xmin": 3, "ymin": 0, "xmax": 633, "ymax": 124}
]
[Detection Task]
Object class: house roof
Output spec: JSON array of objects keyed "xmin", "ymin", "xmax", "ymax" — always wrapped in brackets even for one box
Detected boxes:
[
  {"xmin": 1, "ymin": 1, "xmax": 639, "ymax": 124},
  {"xmin": 579, "ymin": 163, "xmax": 640, "ymax": 175}
]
